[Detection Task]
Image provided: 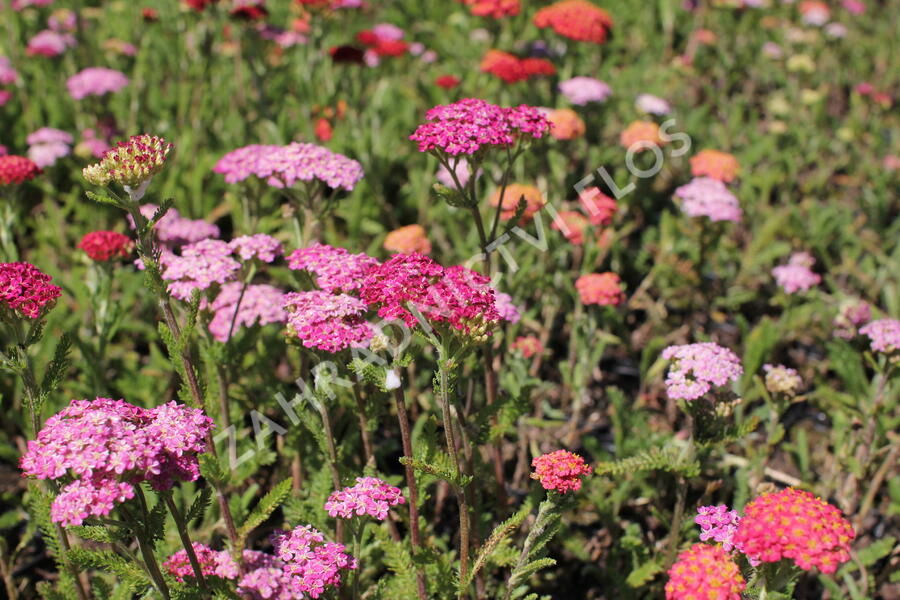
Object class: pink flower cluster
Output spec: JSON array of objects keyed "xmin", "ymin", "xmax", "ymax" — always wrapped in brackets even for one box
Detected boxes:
[
  {"xmin": 213, "ymin": 142, "xmax": 364, "ymax": 191},
  {"xmin": 27, "ymin": 127, "xmax": 73, "ymax": 168},
  {"xmin": 673, "ymin": 177, "xmax": 742, "ymax": 223},
  {"xmin": 229, "ymin": 234, "xmax": 283, "ymax": 263},
  {"xmin": 27, "ymin": 29, "xmax": 76, "ymax": 57},
  {"xmin": 772, "ymin": 251, "xmax": 821, "ymax": 294},
  {"xmin": 530, "ymin": 449, "xmax": 592, "ymax": 494},
  {"xmin": 661, "ymin": 342, "xmax": 743, "ymax": 400},
  {"xmin": 859, "ymin": 318, "xmax": 900, "ymax": 354},
  {"xmin": 493, "ymin": 291, "xmax": 521, "ymax": 323},
  {"xmin": 132, "ymin": 204, "xmax": 221, "ymax": 249},
  {"xmin": 0, "ymin": 262, "xmax": 62, "ymax": 320},
  {"xmin": 66, "ymin": 67, "xmax": 129, "ymax": 100},
  {"xmin": 558, "ymin": 76, "xmax": 611, "ymax": 105},
  {"xmin": 695, "ymin": 505, "xmax": 741, "ymax": 551},
  {"xmin": 162, "ymin": 239, "xmax": 242, "ymax": 301},
  {"xmin": 0, "ymin": 56, "xmax": 19, "ymax": 85},
  {"xmin": 283, "ymin": 291, "xmax": 373, "ymax": 352},
  {"xmin": 833, "ymin": 299, "xmax": 871, "ymax": 339},
  {"xmin": 359, "ymin": 253, "xmax": 502, "ymax": 337},
  {"xmin": 325, "ymin": 477, "xmax": 406, "ymax": 521},
  {"xmin": 163, "ymin": 542, "xmax": 240, "ymax": 582},
  {"xmin": 733, "ymin": 488, "xmax": 854, "ymax": 573},
  {"xmin": 208, "ymin": 282, "xmax": 287, "ymax": 342},
  {"xmin": 665, "ymin": 543, "xmax": 745, "ymax": 600},
  {"xmin": 271, "ymin": 525, "xmax": 357, "ymax": 598},
  {"xmin": 288, "ymin": 243, "xmax": 378, "ymax": 293},
  {"xmin": 20, "ymin": 398, "xmax": 213, "ymax": 526},
  {"xmin": 409, "ymin": 98, "xmax": 551, "ymax": 156}
]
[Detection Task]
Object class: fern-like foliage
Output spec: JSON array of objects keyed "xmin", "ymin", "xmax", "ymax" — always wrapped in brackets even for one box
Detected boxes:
[
  {"xmin": 236, "ymin": 477, "xmax": 293, "ymax": 552},
  {"xmin": 463, "ymin": 500, "xmax": 533, "ymax": 590},
  {"xmin": 503, "ymin": 495, "xmax": 572, "ymax": 600},
  {"xmin": 594, "ymin": 445, "xmax": 700, "ymax": 478}
]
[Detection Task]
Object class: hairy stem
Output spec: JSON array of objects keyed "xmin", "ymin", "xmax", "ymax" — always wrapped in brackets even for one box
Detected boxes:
[{"xmin": 393, "ymin": 387, "xmax": 427, "ymax": 600}]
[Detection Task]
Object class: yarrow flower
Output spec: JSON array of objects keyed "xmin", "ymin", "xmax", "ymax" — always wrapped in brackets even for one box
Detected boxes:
[
  {"xmin": 131, "ymin": 204, "xmax": 220, "ymax": 249},
  {"xmin": 283, "ymin": 291, "xmax": 373, "ymax": 352},
  {"xmin": 635, "ymin": 93, "xmax": 671, "ymax": 115},
  {"xmin": 489, "ymin": 183, "xmax": 545, "ymax": 222},
  {"xmin": 26, "ymin": 29, "xmax": 76, "ymax": 57},
  {"xmin": 480, "ymin": 50, "xmax": 555, "ymax": 83},
  {"xmin": 772, "ymin": 252, "xmax": 821, "ymax": 294},
  {"xmin": 546, "ymin": 108, "xmax": 586, "ymax": 140},
  {"xmin": 859, "ymin": 318, "xmax": 900, "ymax": 355},
  {"xmin": 661, "ymin": 343, "xmax": 743, "ymax": 400},
  {"xmin": 288, "ymin": 243, "xmax": 378, "ymax": 293},
  {"xmin": 575, "ymin": 272, "xmax": 625, "ymax": 306},
  {"xmin": 511, "ymin": 335, "xmax": 543, "ymax": 358},
  {"xmin": 228, "ymin": 233, "xmax": 283, "ymax": 263},
  {"xmin": 578, "ymin": 187, "xmax": 617, "ymax": 226},
  {"xmin": 82, "ymin": 134, "xmax": 173, "ymax": 189},
  {"xmin": 409, "ymin": 98, "xmax": 550, "ymax": 156},
  {"xmin": 673, "ymin": 177, "xmax": 743, "ymax": 223},
  {"xmin": 690, "ymin": 150, "xmax": 740, "ymax": 182},
  {"xmin": 325, "ymin": 477, "xmax": 405, "ymax": 521},
  {"xmin": 558, "ymin": 76, "xmax": 611, "ymax": 106},
  {"xmin": 533, "ymin": 0, "xmax": 614, "ymax": 44},
  {"xmin": 833, "ymin": 299, "xmax": 871, "ymax": 339},
  {"xmin": 66, "ymin": 67, "xmax": 129, "ymax": 100},
  {"xmin": 457, "ymin": 0, "xmax": 520, "ymax": 18},
  {"xmin": 620, "ymin": 120, "xmax": 663, "ymax": 151},
  {"xmin": 530, "ymin": 450, "xmax": 592, "ymax": 494},
  {"xmin": 27, "ymin": 127, "xmax": 73, "ymax": 168},
  {"xmin": 733, "ymin": 488, "xmax": 854, "ymax": 573},
  {"xmin": 164, "ymin": 542, "xmax": 240, "ymax": 583},
  {"xmin": 665, "ymin": 543, "xmax": 745, "ymax": 600},
  {"xmin": 763, "ymin": 364, "xmax": 803, "ymax": 396},
  {"xmin": 695, "ymin": 505, "xmax": 741, "ymax": 551},
  {"xmin": 271, "ymin": 525, "xmax": 357, "ymax": 598},
  {"xmin": 0, "ymin": 56, "xmax": 18, "ymax": 85},
  {"xmin": 551, "ymin": 210, "xmax": 590, "ymax": 245},
  {"xmin": 799, "ymin": 1, "xmax": 830, "ymax": 25},
  {"xmin": 0, "ymin": 155, "xmax": 41, "ymax": 185},
  {"xmin": 78, "ymin": 231, "xmax": 133, "ymax": 262},
  {"xmin": 208, "ymin": 282, "xmax": 287, "ymax": 342},
  {"xmin": 384, "ymin": 224, "xmax": 431, "ymax": 255},
  {"xmin": 19, "ymin": 398, "xmax": 213, "ymax": 525},
  {"xmin": 493, "ymin": 291, "xmax": 521, "ymax": 323},
  {"xmin": 0, "ymin": 262, "xmax": 62, "ymax": 320},
  {"xmin": 213, "ymin": 143, "xmax": 364, "ymax": 191},
  {"xmin": 162, "ymin": 239, "xmax": 242, "ymax": 301}
]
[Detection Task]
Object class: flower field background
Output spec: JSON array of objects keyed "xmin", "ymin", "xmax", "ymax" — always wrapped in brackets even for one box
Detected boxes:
[{"xmin": 0, "ymin": 1, "xmax": 898, "ymax": 599}]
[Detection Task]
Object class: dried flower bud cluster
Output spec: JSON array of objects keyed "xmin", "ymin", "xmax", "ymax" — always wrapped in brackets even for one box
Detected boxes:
[{"xmin": 82, "ymin": 134, "xmax": 172, "ymax": 188}]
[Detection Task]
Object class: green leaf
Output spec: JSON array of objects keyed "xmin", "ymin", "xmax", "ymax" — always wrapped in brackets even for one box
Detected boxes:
[
  {"xmin": 237, "ymin": 478, "xmax": 293, "ymax": 549},
  {"xmin": 626, "ymin": 559, "xmax": 661, "ymax": 587},
  {"xmin": 186, "ymin": 486, "xmax": 213, "ymax": 524}
]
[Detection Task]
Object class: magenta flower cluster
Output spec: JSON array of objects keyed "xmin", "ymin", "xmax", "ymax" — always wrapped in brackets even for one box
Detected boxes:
[
  {"xmin": 772, "ymin": 252, "xmax": 821, "ymax": 294},
  {"xmin": 208, "ymin": 282, "xmax": 287, "ymax": 342},
  {"xmin": 288, "ymin": 243, "xmax": 379, "ymax": 293},
  {"xmin": 409, "ymin": 98, "xmax": 551, "ymax": 156},
  {"xmin": 271, "ymin": 525, "xmax": 357, "ymax": 598},
  {"xmin": 283, "ymin": 291, "xmax": 373, "ymax": 352},
  {"xmin": 163, "ymin": 542, "xmax": 240, "ymax": 582},
  {"xmin": 859, "ymin": 318, "xmax": 900, "ymax": 354},
  {"xmin": 213, "ymin": 142, "xmax": 364, "ymax": 191},
  {"xmin": 325, "ymin": 477, "xmax": 406, "ymax": 521},
  {"xmin": 0, "ymin": 261, "xmax": 62, "ymax": 320},
  {"xmin": 673, "ymin": 177, "xmax": 743, "ymax": 223},
  {"xmin": 661, "ymin": 342, "xmax": 743, "ymax": 400},
  {"xmin": 162, "ymin": 239, "xmax": 242, "ymax": 301},
  {"xmin": 66, "ymin": 67, "xmax": 129, "ymax": 100},
  {"xmin": 19, "ymin": 398, "xmax": 213, "ymax": 526}
]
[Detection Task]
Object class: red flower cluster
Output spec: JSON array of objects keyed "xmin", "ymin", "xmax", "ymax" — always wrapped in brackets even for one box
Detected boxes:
[
  {"xmin": 533, "ymin": 0, "xmax": 614, "ymax": 44},
  {"xmin": 480, "ymin": 50, "xmax": 555, "ymax": 84},
  {"xmin": 78, "ymin": 231, "xmax": 133, "ymax": 262},
  {"xmin": 531, "ymin": 450, "xmax": 592, "ymax": 494},
  {"xmin": 435, "ymin": 75, "xmax": 460, "ymax": 89},
  {"xmin": 185, "ymin": 0, "xmax": 217, "ymax": 11},
  {"xmin": 457, "ymin": 0, "xmax": 520, "ymax": 18},
  {"xmin": 0, "ymin": 262, "xmax": 62, "ymax": 320},
  {"xmin": 0, "ymin": 155, "xmax": 41, "ymax": 186},
  {"xmin": 230, "ymin": 0, "xmax": 268, "ymax": 20},
  {"xmin": 356, "ymin": 30, "xmax": 408, "ymax": 57}
]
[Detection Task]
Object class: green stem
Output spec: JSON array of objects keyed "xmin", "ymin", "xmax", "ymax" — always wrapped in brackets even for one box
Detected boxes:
[
  {"xmin": 134, "ymin": 488, "xmax": 171, "ymax": 600},
  {"xmin": 393, "ymin": 387, "xmax": 428, "ymax": 600},
  {"xmin": 664, "ymin": 476, "xmax": 688, "ymax": 569},
  {"xmin": 164, "ymin": 494, "xmax": 208, "ymax": 592},
  {"xmin": 314, "ymin": 398, "xmax": 345, "ymax": 544}
]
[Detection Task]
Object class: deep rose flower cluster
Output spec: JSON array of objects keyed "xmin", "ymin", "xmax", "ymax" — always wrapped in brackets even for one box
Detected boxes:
[
  {"xmin": 763, "ymin": 364, "xmax": 803, "ymax": 396},
  {"xmin": 772, "ymin": 252, "xmax": 821, "ymax": 294},
  {"xmin": 283, "ymin": 291, "xmax": 373, "ymax": 352},
  {"xmin": 578, "ymin": 188, "xmax": 617, "ymax": 226},
  {"xmin": 271, "ymin": 525, "xmax": 357, "ymax": 598},
  {"xmin": 20, "ymin": 398, "xmax": 213, "ymax": 526},
  {"xmin": 325, "ymin": 477, "xmax": 405, "ymax": 521},
  {"xmin": 673, "ymin": 177, "xmax": 742, "ymax": 223},
  {"xmin": 690, "ymin": 150, "xmax": 740, "ymax": 182},
  {"xmin": 0, "ymin": 155, "xmax": 41, "ymax": 185},
  {"xmin": 228, "ymin": 233, "xmax": 283, "ymax": 263},
  {"xmin": 458, "ymin": 0, "xmax": 520, "ymax": 18},
  {"xmin": 409, "ymin": 98, "xmax": 551, "ymax": 156},
  {"xmin": 511, "ymin": 335, "xmax": 543, "ymax": 358},
  {"xmin": 213, "ymin": 143, "xmax": 364, "ymax": 191},
  {"xmin": 66, "ymin": 67, "xmax": 129, "ymax": 100},
  {"xmin": 530, "ymin": 450, "xmax": 592, "ymax": 494},
  {"xmin": 78, "ymin": 231, "xmax": 133, "ymax": 262},
  {"xmin": 27, "ymin": 127, "xmax": 73, "ymax": 168},
  {"xmin": 357, "ymin": 27, "xmax": 408, "ymax": 59},
  {"xmin": 208, "ymin": 282, "xmax": 287, "ymax": 342},
  {"xmin": 733, "ymin": 488, "xmax": 854, "ymax": 573},
  {"xmin": 288, "ymin": 243, "xmax": 378, "ymax": 293},
  {"xmin": 695, "ymin": 505, "xmax": 741, "ymax": 551},
  {"xmin": 489, "ymin": 183, "xmax": 545, "ymax": 222},
  {"xmin": 558, "ymin": 76, "xmax": 612, "ymax": 105},
  {"xmin": 384, "ymin": 224, "xmax": 431, "ymax": 255},
  {"xmin": 533, "ymin": 0, "xmax": 614, "ymax": 44},
  {"xmin": 480, "ymin": 50, "xmax": 555, "ymax": 84},
  {"xmin": 575, "ymin": 272, "xmax": 625, "ymax": 306},
  {"xmin": 164, "ymin": 542, "xmax": 240, "ymax": 582},
  {"xmin": 635, "ymin": 93, "xmax": 671, "ymax": 115},
  {"xmin": 661, "ymin": 343, "xmax": 743, "ymax": 400},
  {"xmin": 0, "ymin": 262, "xmax": 62, "ymax": 320},
  {"xmin": 665, "ymin": 543, "xmax": 745, "ymax": 600},
  {"xmin": 859, "ymin": 318, "xmax": 900, "ymax": 354},
  {"xmin": 83, "ymin": 134, "xmax": 173, "ymax": 188},
  {"xmin": 162, "ymin": 239, "xmax": 242, "ymax": 301},
  {"xmin": 359, "ymin": 253, "xmax": 502, "ymax": 338}
]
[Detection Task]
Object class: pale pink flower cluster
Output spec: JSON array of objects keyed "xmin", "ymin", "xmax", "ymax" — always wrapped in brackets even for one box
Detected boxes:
[
  {"xmin": 27, "ymin": 127, "xmax": 73, "ymax": 168},
  {"xmin": 325, "ymin": 477, "xmax": 405, "ymax": 521},
  {"xmin": 229, "ymin": 233, "xmax": 283, "ymax": 263},
  {"xmin": 833, "ymin": 299, "xmax": 871, "ymax": 339},
  {"xmin": 20, "ymin": 398, "xmax": 213, "ymax": 526},
  {"xmin": 162, "ymin": 239, "xmax": 242, "ymax": 301},
  {"xmin": 132, "ymin": 204, "xmax": 221, "ymax": 249},
  {"xmin": 208, "ymin": 282, "xmax": 287, "ymax": 342},
  {"xmin": 436, "ymin": 157, "xmax": 481, "ymax": 189},
  {"xmin": 635, "ymin": 93, "xmax": 671, "ymax": 115},
  {"xmin": 859, "ymin": 318, "xmax": 900, "ymax": 354},
  {"xmin": 772, "ymin": 252, "xmax": 821, "ymax": 294},
  {"xmin": 271, "ymin": 525, "xmax": 357, "ymax": 598},
  {"xmin": 673, "ymin": 177, "xmax": 742, "ymax": 223},
  {"xmin": 283, "ymin": 291, "xmax": 373, "ymax": 352},
  {"xmin": 213, "ymin": 142, "xmax": 364, "ymax": 191},
  {"xmin": 695, "ymin": 505, "xmax": 741, "ymax": 551},
  {"xmin": 763, "ymin": 364, "xmax": 803, "ymax": 396},
  {"xmin": 494, "ymin": 291, "xmax": 521, "ymax": 323},
  {"xmin": 66, "ymin": 67, "xmax": 129, "ymax": 100},
  {"xmin": 558, "ymin": 76, "xmax": 612, "ymax": 105},
  {"xmin": 661, "ymin": 343, "xmax": 743, "ymax": 400},
  {"xmin": 288, "ymin": 243, "xmax": 379, "ymax": 293}
]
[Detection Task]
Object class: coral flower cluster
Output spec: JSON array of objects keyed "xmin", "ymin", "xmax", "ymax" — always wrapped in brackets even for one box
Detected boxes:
[
  {"xmin": 575, "ymin": 272, "xmax": 625, "ymax": 306},
  {"xmin": 480, "ymin": 50, "xmax": 555, "ymax": 83},
  {"xmin": 0, "ymin": 262, "xmax": 62, "ymax": 320},
  {"xmin": 19, "ymin": 398, "xmax": 213, "ymax": 526},
  {"xmin": 530, "ymin": 450, "xmax": 592, "ymax": 494},
  {"xmin": 489, "ymin": 183, "xmax": 545, "ymax": 222},
  {"xmin": 733, "ymin": 488, "xmax": 854, "ymax": 573},
  {"xmin": 458, "ymin": 0, "xmax": 520, "ymax": 18},
  {"xmin": 690, "ymin": 149, "xmax": 740, "ymax": 183},
  {"xmin": 213, "ymin": 142, "xmax": 364, "ymax": 191},
  {"xmin": 82, "ymin": 134, "xmax": 173, "ymax": 188},
  {"xmin": 661, "ymin": 342, "xmax": 743, "ymax": 400},
  {"xmin": 325, "ymin": 477, "xmax": 406, "ymax": 521},
  {"xmin": 533, "ymin": 0, "xmax": 614, "ymax": 44},
  {"xmin": 384, "ymin": 224, "xmax": 432, "ymax": 255},
  {"xmin": 78, "ymin": 231, "xmax": 133, "ymax": 262},
  {"xmin": 0, "ymin": 155, "xmax": 41, "ymax": 185},
  {"xmin": 665, "ymin": 543, "xmax": 746, "ymax": 600}
]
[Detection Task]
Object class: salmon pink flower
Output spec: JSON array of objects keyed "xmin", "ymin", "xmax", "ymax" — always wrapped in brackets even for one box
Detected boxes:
[
  {"xmin": 575, "ymin": 272, "xmax": 625, "ymax": 306},
  {"xmin": 533, "ymin": 0, "xmax": 614, "ymax": 44},
  {"xmin": 531, "ymin": 450, "xmax": 592, "ymax": 494},
  {"xmin": 384, "ymin": 224, "xmax": 431, "ymax": 255},
  {"xmin": 690, "ymin": 149, "xmax": 740, "ymax": 182},
  {"xmin": 665, "ymin": 543, "xmax": 745, "ymax": 600}
]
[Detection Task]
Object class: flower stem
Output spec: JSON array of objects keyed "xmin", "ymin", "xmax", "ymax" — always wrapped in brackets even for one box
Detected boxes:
[
  {"xmin": 134, "ymin": 487, "xmax": 171, "ymax": 600},
  {"xmin": 393, "ymin": 387, "xmax": 428, "ymax": 600},
  {"xmin": 664, "ymin": 476, "xmax": 688, "ymax": 569},
  {"xmin": 314, "ymin": 398, "xmax": 345, "ymax": 544},
  {"xmin": 163, "ymin": 494, "xmax": 208, "ymax": 592}
]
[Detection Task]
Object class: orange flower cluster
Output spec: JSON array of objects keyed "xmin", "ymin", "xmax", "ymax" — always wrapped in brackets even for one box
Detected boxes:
[
  {"xmin": 383, "ymin": 224, "xmax": 432, "ymax": 255},
  {"xmin": 458, "ymin": 0, "xmax": 520, "ymax": 18},
  {"xmin": 480, "ymin": 50, "xmax": 555, "ymax": 84},
  {"xmin": 690, "ymin": 149, "xmax": 740, "ymax": 182},
  {"xmin": 547, "ymin": 108, "xmax": 586, "ymax": 140},
  {"xmin": 620, "ymin": 120, "xmax": 663, "ymax": 151},
  {"xmin": 489, "ymin": 183, "xmax": 545, "ymax": 222},
  {"xmin": 533, "ymin": 0, "xmax": 614, "ymax": 44}
]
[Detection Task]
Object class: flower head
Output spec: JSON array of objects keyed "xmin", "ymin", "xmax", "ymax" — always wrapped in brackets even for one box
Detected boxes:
[
  {"xmin": 533, "ymin": 0, "xmax": 614, "ymax": 44},
  {"xmin": 763, "ymin": 364, "xmax": 803, "ymax": 396},
  {"xmin": 673, "ymin": 177, "xmax": 742, "ymax": 223},
  {"xmin": 66, "ymin": 67, "xmax": 129, "ymax": 100},
  {"xmin": 833, "ymin": 299, "xmax": 871, "ymax": 339},
  {"xmin": 665, "ymin": 543, "xmax": 745, "ymax": 600},
  {"xmin": 228, "ymin": 233, "xmax": 283, "ymax": 263},
  {"xmin": 162, "ymin": 239, "xmax": 241, "ymax": 301},
  {"xmin": 578, "ymin": 187, "xmax": 617, "ymax": 226},
  {"xmin": 0, "ymin": 262, "xmax": 62, "ymax": 320},
  {"xmin": 859, "ymin": 318, "xmax": 900, "ymax": 354},
  {"xmin": 546, "ymin": 108, "xmax": 586, "ymax": 140},
  {"xmin": 325, "ymin": 477, "xmax": 405, "ymax": 521},
  {"xmin": 480, "ymin": 50, "xmax": 555, "ymax": 83},
  {"xmin": 288, "ymin": 243, "xmax": 378, "ymax": 293},
  {"xmin": 384, "ymin": 224, "xmax": 431, "ymax": 255},
  {"xmin": 551, "ymin": 210, "xmax": 590, "ymax": 244},
  {"xmin": 661, "ymin": 343, "xmax": 743, "ymax": 400},
  {"xmin": 0, "ymin": 155, "xmax": 41, "ymax": 185},
  {"xmin": 27, "ymin": 127, "xmax": 73, "ymax": 168},
  {"xmin": 131, "ymin": 204, "xmax": 220, "ymax": 249},
  {"xmin": 209, "ymin": 282, "xmax": 287, "ymax": 342},
  {"xmin": 695, "ymin": 505, "xmax": 741, "ymax": 551},
  {"xmin": 772, "ymin": 252, "xmax": 821, "ymax": 294},
  {"xmin": 690, "ymin": 150, "xmax": 740, "ymax": 182},
  {"xmin": 82, "ymin": 134, "xmax": 173, "ymax": 188},
  {"xmin": 575, "ymin": 272, "xmax": 625, "ymax": 306},
  {"xmin": 733, "ymin": 488, "xmax": 854, "ymax": 573},
  {"xmin": 213, "ymin": 143, "xmax": 363, "ymax": 191},
  {"xmin": 511, "ymin": 335, "xmax": 543, "ymax": 358},
  {"xmin": 78, "ymin": 231, "xmax": 133, "ymax": 262},
  {"xmin": 27, "ymin": 29, "xmax": 75, "ymax": 57},
  {"xmin": 271, "ymin": 525, "xmax": 356, "ymax": 598},
  {"xmin": 620, "ymin": 120, "xmax": 663, "ymax": 151},
  {"xmin": 458, "ymin": 0, "xmax": 520, "ymax": 18},
  {"xmin": 531, "ymin": 450, "xmax": 592, "ymax": 494},
  {"xmin": 635, "ymin": 93, "xmax": 671, "ymax": 115},
  {"xmin": 283, "ymin": 291, "xmax": 373, "ymax": 352},
  {"xmin": 558, "ymin": 76, "xmax": 611, "ymax": 105}
]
